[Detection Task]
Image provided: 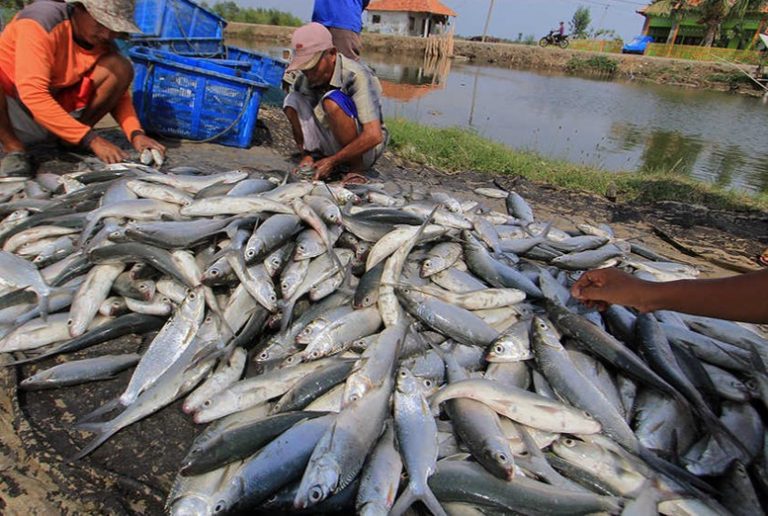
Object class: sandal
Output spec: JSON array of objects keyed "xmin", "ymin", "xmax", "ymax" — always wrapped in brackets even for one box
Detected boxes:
[
  {"xmin": 759, "ymin": 248, "xmax": 768, "ymax": 267},
  {"xmin": 340, "ymin": 172, "xmax": 368, "ymax": 186},
  {"xmin": 0, "ymin": 152, "xmax": 33, "ymax": 178}
]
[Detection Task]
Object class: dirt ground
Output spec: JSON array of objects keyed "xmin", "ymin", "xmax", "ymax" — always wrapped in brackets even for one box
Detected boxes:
[{"xmin": 0, "ymin": 105, "xmax": 766, "ymax": 515}]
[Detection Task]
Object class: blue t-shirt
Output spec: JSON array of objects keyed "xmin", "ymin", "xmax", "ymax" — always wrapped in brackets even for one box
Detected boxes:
[{"xmin": 312, "ymin": 0, "xmax": 369, "ymax": 33}]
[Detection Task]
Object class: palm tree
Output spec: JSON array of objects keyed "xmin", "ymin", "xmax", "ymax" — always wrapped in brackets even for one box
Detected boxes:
[{"xmin": 699, "ymin": 0, "xmax": 767, "ymax": 47}]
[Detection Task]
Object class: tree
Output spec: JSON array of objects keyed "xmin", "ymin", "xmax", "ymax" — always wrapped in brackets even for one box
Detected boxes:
[
  {"xmin": 699, "ymin": 0, "xmax": 767, "ymax": 47},
  {"xmin": 570, "ymin": 6, "xmax": 591, "ymax": 39}
]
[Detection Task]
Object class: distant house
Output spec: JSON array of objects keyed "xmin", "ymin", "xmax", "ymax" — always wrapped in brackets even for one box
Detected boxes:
[
  {"xmin": 639, "ymin": 0, "xmax": 768, "ymax": 48},
  {"xmin": 365, "ymin": 0, "xmax": 457, "ymax": 37}
]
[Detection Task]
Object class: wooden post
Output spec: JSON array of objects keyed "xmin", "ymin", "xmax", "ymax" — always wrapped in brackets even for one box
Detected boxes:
[{"xmin": 750, "ymin": 18, "xmax": 767, "ymax": 50}]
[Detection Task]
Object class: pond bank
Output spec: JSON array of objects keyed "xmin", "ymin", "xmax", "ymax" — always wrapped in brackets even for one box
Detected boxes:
[{"xmin": 226, "ymin": 22, "xmax": 765, "ymax": 96}]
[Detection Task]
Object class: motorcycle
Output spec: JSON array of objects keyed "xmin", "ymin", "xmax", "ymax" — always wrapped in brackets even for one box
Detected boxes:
[{"xmin": 539, "ymin": 31, "xmax": 569, "ymax": 49}]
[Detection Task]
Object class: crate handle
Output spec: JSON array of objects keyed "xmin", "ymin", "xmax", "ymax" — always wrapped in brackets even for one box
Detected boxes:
[{"xmin": 139, "ymin": 61, "xmax": 255, "ymax": 144}]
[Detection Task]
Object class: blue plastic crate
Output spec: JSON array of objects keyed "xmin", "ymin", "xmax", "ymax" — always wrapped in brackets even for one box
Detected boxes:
[
  {"xmin": 129, "ymin": 47, "xmax": 269, "ymax": 148},
  {"xmin": 133, "ymin": 0, "xmax": 226, "ymax": 39},
  {"xmin": 220, "ymin": 46, "xmax": 288, "ymax": 89},
  {"xmin": 130, "ymin": 37, "xmax": 225, "ymax": 57}
]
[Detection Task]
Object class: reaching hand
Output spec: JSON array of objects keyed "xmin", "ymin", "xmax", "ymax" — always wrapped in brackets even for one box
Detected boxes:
[
  {"xmin": 89, "ymin": 135, "xmax": 128, "ymax": 164},
  {"xmin": 132, "ymin": 133, "xmax": 166, "ymax": 156},
  {"xmin": 571, "ymin": 267, "xmax": 653, "ymax": 312},
  {"xmin": 312, "ymin": 157, "xmax": 336, "ymax": 181}
]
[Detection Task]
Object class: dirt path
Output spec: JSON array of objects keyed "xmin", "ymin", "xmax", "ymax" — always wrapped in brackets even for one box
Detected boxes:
[{"xmin": 0, "ymin": 106, "xmax": 765, "ymax": 513}]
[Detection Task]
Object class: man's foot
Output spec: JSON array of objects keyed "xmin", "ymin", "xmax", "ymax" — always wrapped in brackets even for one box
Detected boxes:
[
  {"xmin": 340, "ymin": 172, "xmax": 368, "ymax": 185},
  {"xmin": 0, "ymin": 152, "xmax": 33, "ymax": 178}
]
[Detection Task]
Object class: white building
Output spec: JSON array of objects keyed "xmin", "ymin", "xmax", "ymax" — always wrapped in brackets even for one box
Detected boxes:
[{"xmin": 365, "ymin": 0, "xmax": 457, "ymax": 37}]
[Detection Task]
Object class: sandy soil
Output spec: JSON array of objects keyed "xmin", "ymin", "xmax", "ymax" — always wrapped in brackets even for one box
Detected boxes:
[{"xmin": 0, "ymin": 105, "xmax": 765, "ymax": 514}]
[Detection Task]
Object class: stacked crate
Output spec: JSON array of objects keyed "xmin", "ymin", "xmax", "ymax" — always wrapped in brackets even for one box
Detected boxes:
[{"xmin": 128, "ymin": 0, "xmax": 287, "ymax": 148}]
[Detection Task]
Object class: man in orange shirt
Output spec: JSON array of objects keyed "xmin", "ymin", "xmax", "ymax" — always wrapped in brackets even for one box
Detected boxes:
[{"xmin": 0, "ymin": 0, "xmax": 165, "ymax": 177}]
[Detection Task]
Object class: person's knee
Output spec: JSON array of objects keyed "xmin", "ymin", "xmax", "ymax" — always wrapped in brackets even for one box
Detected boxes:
[{"xmin": 95, "ymin": 52, "xmax": 134, "ymax": 85}]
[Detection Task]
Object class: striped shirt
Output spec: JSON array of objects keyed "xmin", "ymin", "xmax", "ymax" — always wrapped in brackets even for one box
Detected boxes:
[{"xmin": 292, "ymin": 53, "xmax": 385, "ymax": 130}]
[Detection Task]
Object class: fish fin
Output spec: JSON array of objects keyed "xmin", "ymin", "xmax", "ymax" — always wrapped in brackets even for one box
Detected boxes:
[
  {"xmin": 36, "ymin": 292, "xmax": 50, "ymax": 323},
  {"xmin": 76, "ymin": 397, "xmax": 123, "ymax": 424},
  {"xmin": 278, "ymin": 298, "xmax": 297, "ymax": 333},
  {"xmin": 389, "ymin": 483, "xmax": 446, "ymax": 516},
  {"xmin": 68, "ymin": 423, "xmax": 117, "ymax": 462}
]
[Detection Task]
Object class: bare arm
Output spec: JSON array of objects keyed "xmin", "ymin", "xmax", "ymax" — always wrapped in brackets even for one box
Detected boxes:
[
  {"xmin": 313, "ymin": 119, "xmax": 383, "ymax": 179},
  {"xmin": 571, "ymin": 267, "xmax": 768, "ymax": 323}
]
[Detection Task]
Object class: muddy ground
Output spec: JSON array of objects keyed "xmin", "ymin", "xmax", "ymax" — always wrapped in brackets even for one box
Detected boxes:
[
  {"xmin": 226, "ymin": 23, "xmax": 766, "ymax": 97},
  {"xmin": 0, "ymin": 105, "xmax": 766, "ymax": 514}
]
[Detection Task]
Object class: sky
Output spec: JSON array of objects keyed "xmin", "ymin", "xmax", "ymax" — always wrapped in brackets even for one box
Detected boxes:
[{"xmin": 239, "ymin": 0, "xmax": 650, "ymax": 42}]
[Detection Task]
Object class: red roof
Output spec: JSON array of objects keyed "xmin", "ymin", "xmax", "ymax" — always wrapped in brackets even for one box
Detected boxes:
[
  {"xmin": 380, "ymin": 80, "xmax": 443, "ymax": 101},
  {"xmin": 367, "ymin": 0, "xmax": 457, "ymax": 17}
]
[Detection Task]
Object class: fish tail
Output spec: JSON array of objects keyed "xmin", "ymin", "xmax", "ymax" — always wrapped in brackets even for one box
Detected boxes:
[
  {"xmin": 77, "ymin": 397, "xmax": 122, "ymax": 424},
  {"xmin": 68, "ymin": 423, "xmax": 117, "ymax": 462},
  {"xmin": 389, "ymin": 483, "xmax": 447, "ymax": 516},
  {"xmin": 638, "ymin": 446, "xmax": 713, "ymax": 497}
]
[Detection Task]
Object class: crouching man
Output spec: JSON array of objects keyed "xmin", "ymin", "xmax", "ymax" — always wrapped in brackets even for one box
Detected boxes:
[
  {"xmin": 0, "ymin": 0, "xmax": 165, "ymax": 177},
  {"xmin": 283, "ymin": 22, "xmax": 387, "ymax": 184}
]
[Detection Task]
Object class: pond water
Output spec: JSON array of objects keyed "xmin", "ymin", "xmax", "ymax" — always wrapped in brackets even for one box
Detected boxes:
[{"xmin": 235, "ymin": 40, "xmax": 768, "ymax": 194}]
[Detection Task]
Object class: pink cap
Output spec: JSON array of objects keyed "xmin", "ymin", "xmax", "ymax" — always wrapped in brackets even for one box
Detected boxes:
[{"xmin": 286, "ymin": 22, "xmax": 334, "ymax": 72}]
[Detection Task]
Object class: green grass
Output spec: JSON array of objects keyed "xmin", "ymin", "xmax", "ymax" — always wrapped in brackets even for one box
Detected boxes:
[
  {"xmin": 386, "ymin": 118, "xmax": 768, "ymax": 212},
  {"xmin": 565, "ymin": 55, "xmax": 619, "ymax": 76}
]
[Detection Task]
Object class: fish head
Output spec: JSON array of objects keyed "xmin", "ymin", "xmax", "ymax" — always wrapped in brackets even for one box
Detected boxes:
[
  {"xmin": 395, "ymin": 367, "xmax": 420, "ymax": 394},
  {"xmin": 294, "ymin": 456, "xmax": 340, "ymax": 509},
  {"xmin": 192, "ymin": 390, "xmax": 237, "ymax": 424},
  {"xmin": 341, "ymin": 378, "xmax": 370, "ymax": 407},
  {"xmin": 137, "ymin": 280, "xmax": 156, "ymax": 301},
  {"xmin": 482, "ymin": 436, "xmax": 518, "ymax": 480},
  {"xmin": 170, "ymin": 495, "xmax": 215, "ymax": 516},
  {"xmin": 531, "ymin": 316, "xmax": 562, "ymax": 349}
]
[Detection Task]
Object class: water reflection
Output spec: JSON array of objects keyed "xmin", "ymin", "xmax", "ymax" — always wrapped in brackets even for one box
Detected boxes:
[{"xmin": 234, "ymin": 38, "xmax": 768, "ymax": 193}]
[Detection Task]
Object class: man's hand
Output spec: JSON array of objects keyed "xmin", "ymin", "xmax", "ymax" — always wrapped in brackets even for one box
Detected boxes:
[
  {"xmin": 312, "ymin": 156, "xmax": 336, "ymax": 181},
  {"xmin": 297, "ymin": 153, "xmax": 315, "ymax": 170},
  {"xmin": 132, "ymin": 133, "xmax": 166, "ymax": 156},
  {"xmin": 89, "ymin": 135, "xmax": 128, "ymax": 164},
  {"xmin": 571, "ymin": 267, "xmax": 652, "ymax": 312}
]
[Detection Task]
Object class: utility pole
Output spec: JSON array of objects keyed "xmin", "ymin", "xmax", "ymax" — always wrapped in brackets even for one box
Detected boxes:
[
  {"xmin": 482, "ymin": 0, "xmax": 495, "ymax": 42},
  {"xmin": 596, "ymin": 4, "xmax": 609, "ymax": 37}
]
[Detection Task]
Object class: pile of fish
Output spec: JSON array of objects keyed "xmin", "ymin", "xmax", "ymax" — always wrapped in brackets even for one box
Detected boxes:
[{"xmin": 0, "ymin": 160, "xmax": 766, "ymax": 516}]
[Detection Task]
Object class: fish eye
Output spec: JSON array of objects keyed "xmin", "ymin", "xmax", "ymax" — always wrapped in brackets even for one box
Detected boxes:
[
  {"xmin": 309, "ymin": 487, "xmax": 324, "ymax": 502},
  {"xmin": 423, "ymin": 379, "xmax": 432, "ymax": 387},
  {"xmin": 399, "ymin": 370, "xmax": 407, "ymax": 377},
  {"xmin": 494, "ymin": 345, "xmax": 504, "ymax": 354},
  {"xmin": 497, "ymin": 453, "xmax": 508, "ymax": 462},
  {"xmin": 563, "ymin": 438, "xmax": 575, "ymax": 447}
]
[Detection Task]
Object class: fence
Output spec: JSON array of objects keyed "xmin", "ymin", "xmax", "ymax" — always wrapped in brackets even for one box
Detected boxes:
[
  {"xmin": 425, "ymin": 29, "xmax": 454, "ymax": 59},
  {"xmin": 644, "ymin": 43, "xmax": 761, "ymax": 65},
  {"xmin": 569, "ymin": 39, "xmax": 624, "ymax": 54}
]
